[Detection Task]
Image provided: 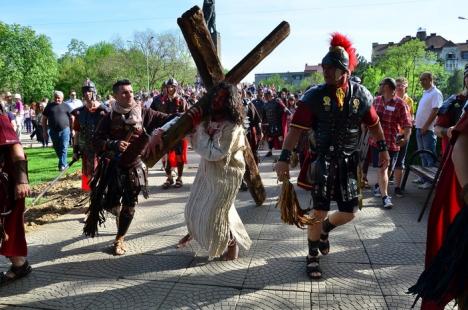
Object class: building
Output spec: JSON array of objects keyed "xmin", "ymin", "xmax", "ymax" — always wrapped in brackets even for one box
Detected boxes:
[
  {"xmin": 254, "ymin": 71, "xmax": 311, "ymax": 86},
  {"xmin": 371, "ymin": 28, "xmax": 468, "ymax": 71},
  {"xmin": 254, "ymin": 63, "xmax": 321, "ymax": 86}
]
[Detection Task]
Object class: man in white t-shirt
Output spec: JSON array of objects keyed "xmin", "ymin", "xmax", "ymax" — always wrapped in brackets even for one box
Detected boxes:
[
  {"xmin": 414, "ymin": 72, "xmax": 443, "ymax": 189},
  {"xmin": 64, "ymin": 90, "xmax": 83, "ymax": 111}
]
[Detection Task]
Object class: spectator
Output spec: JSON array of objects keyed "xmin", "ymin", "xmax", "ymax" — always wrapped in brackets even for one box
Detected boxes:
[
  {"xmin": 393, "ymin": 77, "xmax": 416, "ymax": 197},
  {"xmin": 370, "ymin": 78, "xmax": 412, "ymax": 208},
  {"xmin": 64, "ymin": 90, "xmax": 83, "ymax": 111},
  {"xmin": 23, "ymin": 104, "xmax": 32, "ymax": 134},
  {"xmin": 42, "ymin": 91, "xmax": 72, "ymax": 171},
  {"xmin": 29, "ymin": 102, "xmax": 37, "ymax": 138},
  {"xmin": 34, "ymin": 102, "xmax": 48, "ymax": 147},
  {"xmin": 413, "ymin": 72, "xmax": 443, "ymax": 189},
  {"xmin": 13, "ymin": 94, "xmax": 24, "ymax": 138}
]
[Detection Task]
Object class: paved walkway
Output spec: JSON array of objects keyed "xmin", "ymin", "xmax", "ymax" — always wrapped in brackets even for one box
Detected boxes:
[{"xmin": 0, "ymin": 150, "xmax": 445, "ymax": 309}]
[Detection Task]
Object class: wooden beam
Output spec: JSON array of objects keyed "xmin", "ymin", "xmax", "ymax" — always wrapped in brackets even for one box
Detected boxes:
[{"xmin": 177, "ymin": 6, "xmax": 224, "ymax": 89}]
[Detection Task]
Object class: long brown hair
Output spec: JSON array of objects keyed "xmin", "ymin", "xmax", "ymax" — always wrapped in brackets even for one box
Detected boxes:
[{"xmin": 207, "ymin": 82, "xmax": 244, "ymax": 125}]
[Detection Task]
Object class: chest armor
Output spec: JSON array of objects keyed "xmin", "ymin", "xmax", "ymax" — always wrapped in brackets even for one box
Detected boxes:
[
  {"xmin": 77, "ymin": 107, "xmax": 106, "ymax": 149},
  {"xmin": 264, "ymin": 100, "xmax": 281, "ymax": 127},
  {"xmin": 159, "ymin": 97, "xmax": 183, "ymax": 115},
  {"xmin": 302, "ymin": 82, "xmax": 372, "ymax": 158}
]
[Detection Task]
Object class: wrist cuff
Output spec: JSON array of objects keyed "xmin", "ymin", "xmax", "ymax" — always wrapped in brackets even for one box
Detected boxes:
[{"xmin": 377, "ymin": 140, "xmax": 388, "ymax": 152}]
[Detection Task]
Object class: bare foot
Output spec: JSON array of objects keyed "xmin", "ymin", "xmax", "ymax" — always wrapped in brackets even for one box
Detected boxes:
[
  {"xmin": 176, "ymin": 234, "xmax": 192, "ymax": 248},
  {"xmin": 220, "ymin": 240, "xmax": 239, "ymax": 261},
  {"xmin": 113, "ymin": 238, "xmax": 127, "ymax": 255}
]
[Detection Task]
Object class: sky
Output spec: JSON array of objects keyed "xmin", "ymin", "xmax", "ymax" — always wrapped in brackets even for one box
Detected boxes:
[{"xmin": 1, "ymin": 0, "xmax": 467, "ymax": 83}]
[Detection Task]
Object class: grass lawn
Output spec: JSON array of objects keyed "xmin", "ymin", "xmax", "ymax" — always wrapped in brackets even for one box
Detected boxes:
[{"xmin": 24, "ymin": 146, "xmax": 81, "ymax": 185}]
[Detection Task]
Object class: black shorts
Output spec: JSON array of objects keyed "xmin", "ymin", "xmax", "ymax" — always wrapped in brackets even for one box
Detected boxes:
[{"xmin": 312, "ymin": 196, "xmax": 359, "ymax": 214}]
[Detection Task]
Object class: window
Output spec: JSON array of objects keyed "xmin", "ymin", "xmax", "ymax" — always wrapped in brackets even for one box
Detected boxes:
[
  {"xmin": 446, "ymin": 53, "xmax": 456, "ymax": 60},
  {"xmin": 462, "ymin": 51, "xmax": 468, "ymax": 60}
]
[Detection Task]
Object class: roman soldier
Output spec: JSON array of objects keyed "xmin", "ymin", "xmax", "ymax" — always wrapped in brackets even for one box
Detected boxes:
[
  {"xmin": 71, "ymin": 79, "xmax": 109, "ymax": 191},
  {"xmin": 0, "ymin": 105, "xmax": 31, "ymax": 285},
  {"xmin": 275, "ymin": 33, "xmax": 389, "ymax": 279},
  {"xmin": 262, "ymin": 89, "xmax": 289, "ymax": 157},
  {"xmin": 151, "ymin": 78, "xmax": 189, "ymax": 189},
  {"xmin": 83, "ymin": 79, "xmax": 171, "ymax": 255}
]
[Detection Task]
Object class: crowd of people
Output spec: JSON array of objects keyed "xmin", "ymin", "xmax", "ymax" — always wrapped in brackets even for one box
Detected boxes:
[{"xmin": 1, "ymin": 32, "xmax": 467, "ymax": 309}]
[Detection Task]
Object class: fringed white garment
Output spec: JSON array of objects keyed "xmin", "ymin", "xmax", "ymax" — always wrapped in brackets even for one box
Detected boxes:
[{"xmin": 185, "ymin": 121, "xmax": 252, "ymax": 259}]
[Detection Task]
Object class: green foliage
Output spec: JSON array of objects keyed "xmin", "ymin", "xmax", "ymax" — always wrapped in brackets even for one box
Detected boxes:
[
  {"xmin": 361, "ymin": 39, "xmax": 447, "ymax": 100},
  {"xmin": 55, "ymin": 30, "xmax": 197, "ymax": 96},
  {"xmin": 260, "ymin": 74, "xmax": 289, "ymax": 90},
  {"xmin": 0, "ymin": 22, "xmax": 58, "ymax": 103},
  {"xmin": 297, "ymin": 72, "xmax": 324, "ymax": 91},
  {"xmin": 353, "ymin": 54, "xmax": 370, "ymax": 79},
  {"xmin": 442, "ymin": 69, "xmax": 464, "ymax": 97}
]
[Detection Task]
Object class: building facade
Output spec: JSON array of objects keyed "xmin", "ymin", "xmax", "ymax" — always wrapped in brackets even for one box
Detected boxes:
[{"xmin": 371, "ymin": 28, "xmax": 468, "ymax": 71}]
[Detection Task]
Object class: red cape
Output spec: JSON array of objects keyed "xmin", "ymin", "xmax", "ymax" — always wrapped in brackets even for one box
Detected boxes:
[{"xmin": 423, "ymin": 112, "xmax": 468, "ymax": 309}]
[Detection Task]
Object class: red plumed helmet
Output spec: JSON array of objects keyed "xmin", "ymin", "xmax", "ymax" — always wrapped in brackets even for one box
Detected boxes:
[{"xmin": 322, "ymin": 32, "xmax": 358, "ymax": 73}]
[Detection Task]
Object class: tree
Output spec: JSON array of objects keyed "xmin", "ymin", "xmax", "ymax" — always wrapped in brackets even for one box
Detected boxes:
[
  {"xmin": 353, "ymin": 53, "xmax": 369, "ymax": 80},
  {"xmin": 0, "ymin": 22, "xmax": 58, "ymax": 103},
  {"xmin": 362, "ymin": 39, "xmax": 447, "ymax": 100},
  {"xmin": 298, "ymin": 72, "xmax": 324, "ymax": 91}
]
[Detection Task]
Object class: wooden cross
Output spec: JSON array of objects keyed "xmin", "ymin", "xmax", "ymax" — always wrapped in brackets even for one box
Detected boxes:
[{"xmin": 143, "ymin": 6, "xmax": 290, "ymax": 206}]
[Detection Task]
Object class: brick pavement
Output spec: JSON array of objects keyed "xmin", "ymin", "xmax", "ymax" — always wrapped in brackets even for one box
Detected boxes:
[{"xmin": 0, "ymin": 149, "xmax": 453, "ymax": 309}]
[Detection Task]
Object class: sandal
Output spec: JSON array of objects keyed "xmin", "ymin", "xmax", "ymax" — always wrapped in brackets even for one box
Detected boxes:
[
  {"xmin": 220, "ymin": 239, "xmax": 239, "ymax": 261},
  {"xmin": 162, "ymin": 178, "xmax": 174, "ymax": 190},
  {"xmin": 306, "ymin": 255, "xmax": 322, "ymax": 279},
  {"xmin": 174, "ymin": 178, "xmax": 183, "ymax": 188},
  {"xmin": 176, "ymin": 234, "xmax": 193, "ymax": 248},
  {"xmin": 319, "ymin": 233, "xmax": 330, "ymax": 256},
  {"xmin": 0, "ymin": 261, "xmax": 32, "ymax": 286},
  {"xmin": 113, "ymin": 239, "xmax": 127, "ymax": 256}
]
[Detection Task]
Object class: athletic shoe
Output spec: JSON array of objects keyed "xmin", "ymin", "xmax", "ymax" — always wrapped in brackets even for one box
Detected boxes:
[
  {"xmin": 418, "ymin": 182, "xmax": 432, "ymax": 190},
  {"xmin": 373, "ymin": 184, "xmax": 381, "ymax": 197},
  {"xmin": 412, "ymin": 177, "xmax": 424, "ymax": 184},
  {"xmin": 394, "ymin": 187, "xmax": 404, "ymax": 198},
  {"xmin": 382, "ymin": 196, "xmax": 393, "ymax": 209}
]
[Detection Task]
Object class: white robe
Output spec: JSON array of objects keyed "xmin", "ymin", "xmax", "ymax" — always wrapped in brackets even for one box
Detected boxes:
[{"xmin": 185, "ymin": 121, "xmax": 252, "ymax": 258}]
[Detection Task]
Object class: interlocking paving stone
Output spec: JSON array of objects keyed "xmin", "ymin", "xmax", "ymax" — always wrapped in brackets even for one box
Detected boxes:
[
  {"xmin": 63, "ymin": 252, "xmax": 193, "ymax": 281},
  {"xmin": 159, "ymin": 283, "xmax": 240, "ymax": 309},
  {"xmin": 373, "ymin": 264, "xmax": 423, "ymax": 296},
  {"xmin": 259, "ymin": 224, "xmax": 307, "ymax": 240},
  {"xmin": 363, "ymin": 240, "xmax": 425, "ymax": 265},
  {"xmin": 310, "ymin": 293, "xmax": 387, "ymax": 309},
  {"xmin": 237, "ymin": 289, "xmax": 311, "ymax": 309},
  {"xmin": 179, "ymin": 256, "xmax": 250, "ymax": 287},
  {"xmin": 0, "ymin": 272, "xmax": 106, "ymax": 309},
  {"xmin": 85, "ymin": 279, "xmax": 173, "ymax": 310},
  {"xmin": 310, "ymin": 261, "xmax": 382, "ymax": 295},
  {"xmin": 355, "ymin": 224, "xmax": 413, "ymax": 242},
  {"xmin": 244, "ymin": 259, "xmax": 312, "ymax": 292},
  {"xmin": 121, "ymin": 234, "xmax": 203, "ymax": 256},
  {"xmin": 0, "ymin": 152, "xmax": 437, "ymax": 309}
]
